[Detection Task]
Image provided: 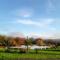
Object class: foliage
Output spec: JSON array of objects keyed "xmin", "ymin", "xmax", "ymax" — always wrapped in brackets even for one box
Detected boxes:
[{"xmin": 36, "ymin": 38, "xmax": 45, "ymax": 46}]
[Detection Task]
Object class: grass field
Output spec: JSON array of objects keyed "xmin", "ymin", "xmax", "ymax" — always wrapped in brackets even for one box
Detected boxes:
[{"xmin": 0, "ymin": 48, "xmax": 60, "ymax": 60}]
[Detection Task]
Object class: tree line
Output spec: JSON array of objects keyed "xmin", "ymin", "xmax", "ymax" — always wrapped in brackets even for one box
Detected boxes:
[{"xmin": 0, "ymin": 35, "xmax": 60, "ymax": 48}]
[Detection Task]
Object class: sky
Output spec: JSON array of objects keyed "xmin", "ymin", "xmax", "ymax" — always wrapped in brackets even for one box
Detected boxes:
[{"xmin": 0, "ymin": 0, "xmax": 60, "ymax": 38}]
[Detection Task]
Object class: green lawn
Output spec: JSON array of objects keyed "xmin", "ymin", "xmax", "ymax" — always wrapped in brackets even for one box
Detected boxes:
[{"xmin": 0, "ymin": 48, "xmax": 60, "ymax": 60}]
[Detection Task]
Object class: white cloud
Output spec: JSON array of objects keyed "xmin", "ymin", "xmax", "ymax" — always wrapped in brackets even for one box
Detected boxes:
[
  {"xmin": 20, "ymin": 9, "xmax": 33, "ymax": 18},
  {"xmin": 27, "ymin": 32, "xmax": 55, "ymax": 39},
  {"xmin": 12, "ymin": 8, "xmax": 33, "ymax": 18},
  {"xmin": 13, "ymin": 18, "xmax": 57, "ymax": 39},
  {"xmin": 8, "ymin": 32, "xmax": 25, "ymax": 38},
  {"xmin": 28, "ymin": 29, "xmax": 58, "ymax": 39},
  {"xmin": 17, "ymin": 18, "xmax": 54, "ymax": 27},
  {"xmin": 39, "ymin": 19, "xmax": 54, "ymax": 26},
  {"xmin": 9, "ymin": 7, "xmax": 33, "ymax": 19},
  {"xmin": 48, "ymin": 32, "xmax": 60, "ymax": 39},
  {"xmin": 17, "ymin": 19, "xmax": 35, "ymax": 25}
]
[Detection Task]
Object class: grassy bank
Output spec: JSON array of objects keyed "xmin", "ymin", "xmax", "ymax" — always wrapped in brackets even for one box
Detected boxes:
[{"xmin": 0, "ymin": 48, "xmax": 60, "ymax": 60}]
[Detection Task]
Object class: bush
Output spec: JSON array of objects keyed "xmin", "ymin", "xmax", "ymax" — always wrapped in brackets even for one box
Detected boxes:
[
  {"xmin": 19, "ymin": 48, "xmax": 27, "ymax": 53},
  {"xmin": 5, "ymin": 48, "xmax": 10, "ymax": 52}
]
